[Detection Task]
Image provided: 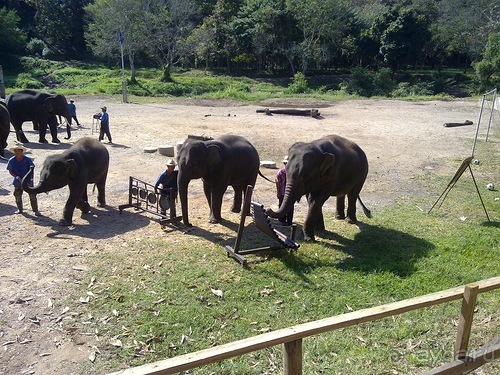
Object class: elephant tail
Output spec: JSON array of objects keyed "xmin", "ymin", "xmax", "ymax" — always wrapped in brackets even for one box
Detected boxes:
[
  {"xmin": 258, "ymin": 170, "xmax": 274, "ymax": 183},
  {"xmin": 358, "ymin": 196, "xmax": 372, "ymax": 218}
]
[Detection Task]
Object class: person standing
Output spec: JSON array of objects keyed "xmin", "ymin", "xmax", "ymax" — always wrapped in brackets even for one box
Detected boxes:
[
  {"xmin": 98, "ymin": 106, "xmax": 112, "ymax": 144},
  {"xmin": 275, "ymin": 155, "xmax": 293, "ymax": 225},
  {"xmin": 6, "ymin": 145, "xmax": 41, "ymax": 216},
  {"xmin": 155, "ymin": 159, "xmax": 179, "ymax": 216},
  {"xmin": 68, "ymin": 99, "xmax": 81, "ymax": 127}
]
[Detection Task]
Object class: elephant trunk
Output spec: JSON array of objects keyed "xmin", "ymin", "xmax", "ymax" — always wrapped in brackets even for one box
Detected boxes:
[
  {"xmin": 267, "ymin": 181, "xmax": 302, "ymax": 218},
  {"xmin": 21, "ymin": 166, "xmax": 44, "ymax": 194},
  {"xmin": 177, "ymin": 171, "xmax": 191, "ymax": 226}
]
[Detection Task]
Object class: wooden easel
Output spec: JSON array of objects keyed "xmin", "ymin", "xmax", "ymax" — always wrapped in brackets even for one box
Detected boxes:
[
  {"xmin": 225, "ymin": 185, "xmax": 300, "ymax": 266},
  {"xmin": 428, "ymin": 156, "xmax": 490, "ymax": 221}
]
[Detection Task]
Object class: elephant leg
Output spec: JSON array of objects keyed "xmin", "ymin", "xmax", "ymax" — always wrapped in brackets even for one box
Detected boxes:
[
  {"xmin": 60, "ymin": 195, "xmax": 78, "ymax": 226},
  {"xmin": 335, "ymin": 195, "xmax": 346, "ymax": 220},
  {"xmin": 96, "ymin": 181, "xmax": 106, "ymax": 207},
  {"xmin": 231, "ymin": 185, "xmax": 243, "ymax": 213},
  {"xmin": 345, "ymin": 193, "xmax": 358, "ymax": 224},
  {"xmin": 316, "ymin": 208, "xmax": 325, "ymax": 230},
  {"xmin": 77, "ymin": 188, "xmax": 91, "ymax": 213},
  {"xmin": 303, "ymin": 203, "xmax": 320, "ymax": 242},
  {"xmin": 209, "ymin": 191, "xmax": 224, "ymax": 223},
  {"xmin": 203, "ymin": 181, "xmax": 212, "ymax": 210},
  {"xmin": 12, "ymin": 122, "xmax": 29, "ymax": 143},
  {"xmin": 48, "ymin": 117, "xmax": 61, "ymax": 143},
  {"xmin": 38, "ymin": 123, "xmax": 49, "ymax": 143}
]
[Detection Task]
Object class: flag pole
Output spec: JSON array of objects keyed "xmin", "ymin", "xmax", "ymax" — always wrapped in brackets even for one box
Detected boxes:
[{"xmin": 119, "ymin": 30, "xmax": 128, "ymax": 103}]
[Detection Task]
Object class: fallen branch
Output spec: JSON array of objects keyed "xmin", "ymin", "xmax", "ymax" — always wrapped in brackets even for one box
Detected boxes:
[{"xmin": 256, "ymin": 108, "xmax": 321, "ymax": 118}]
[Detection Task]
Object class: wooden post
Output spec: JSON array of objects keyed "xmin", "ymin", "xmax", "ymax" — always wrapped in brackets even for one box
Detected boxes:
[
  {"xmin": 0, "ymin": 65, "xmax": 5, "ymax": 99},
  {"xmin": 454, "ymin": 284, "xmax": 479, "ymax": 359},
  {"xmin": 283, "ymin": 339, "xmax": 302, "ymax": 375}
]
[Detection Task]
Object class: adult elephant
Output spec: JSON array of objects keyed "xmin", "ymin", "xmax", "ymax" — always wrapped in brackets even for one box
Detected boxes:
[
  {"xmin": 22, "ymin": 137, "xmax": 109, "ymax": 226},
  {"xmin": 267, "ymin": 134, "xmax": 371, "ymax": 241},
  {"xmin": 5, "ymin": 89, "xmax": 71, "ymax": 144},
  {"xmin": 177, "ymin": 134, "xmax": 260, "ymax": 226},
  {"xmin": 0, "ymin": 101, "xmax": 10, "ymax": 158}
]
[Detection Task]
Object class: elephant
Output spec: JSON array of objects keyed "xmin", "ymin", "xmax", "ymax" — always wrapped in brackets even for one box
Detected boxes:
[
  {"xmin": 0, "ymin": 101, "xmax": 9, "ymax": 158},
  {"xmin": 5, "ymin": 89, "xmax": 72, "ymax": 144},
  {"xmin": 266, "ymin": 134, "xmax": 371, "ymax": 241},
  {"xmin": 22, "ymin": 137, "xmax": 109, "ymax": 226},
  {"xmin": 177, "ymin": 134, "xmax": 260, "ymax": 226}
]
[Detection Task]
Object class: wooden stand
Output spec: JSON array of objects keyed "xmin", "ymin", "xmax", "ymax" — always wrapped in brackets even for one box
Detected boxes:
[
  {"xmin": 119, "ymin": 176, "xmax": 182, "ymax": 226},
  {"xmin": 225, "ymin": 185, "xmax": 300, "ymax": 266}
]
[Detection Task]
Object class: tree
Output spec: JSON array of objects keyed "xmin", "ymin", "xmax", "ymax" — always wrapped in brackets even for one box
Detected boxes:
[
  {"xmin": 474, "ymin": 32, "xmax": 500, "ymax": 89},
  {"xmin": 85, "ymin": 0, "xmax": 149, "ymax": 81},
  {"xmin": 434, "ymin": 0, "xmax": 500, "ymax": 71},
  {"xmin": 233, "ymin": 0, "xmax": 300, "ymax": 73},
  {"xmin": 0, "ymin": 6, "xmax": 27, "ymax": 55},
  {"xmin": 285, "ymin": 0, "xmax": 352, "ymax": 74},
  {"xmin": 142, "ymin": 0, "xmax": 199, "ymax": 81},
  {"xmin": 378, "ymin": 7, "xmax": 432, "ymax": 70},
  {"xmin": 20, "ymin": 0, "xmax": 91, "ymax": 59}
]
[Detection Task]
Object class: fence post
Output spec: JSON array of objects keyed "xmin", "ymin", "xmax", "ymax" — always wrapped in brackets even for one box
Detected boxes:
[
  {"xmin": 283, "ymin": 339, "xmax": 302, "ymax": 375},
  {"xmin": 454, "ymin": 284, "xmax": 479, "ymax": 359}
]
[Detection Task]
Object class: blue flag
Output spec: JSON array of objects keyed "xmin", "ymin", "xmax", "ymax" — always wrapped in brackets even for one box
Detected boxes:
[{"xmin": 118, "ymin": 31, "xmax": 124, "ymax": 45}]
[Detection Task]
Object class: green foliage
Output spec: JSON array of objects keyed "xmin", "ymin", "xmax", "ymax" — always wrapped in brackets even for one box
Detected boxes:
[
  {"xmin": 26, "ymin": 38, "xmax": 47, "ymax": 58},
  {"xmin": 391, "ymin": 81, "xmax": 433, "ymax": 97},
  {"xmin": 14, "ymin": 73, "xmax": 44, "ymax": 89},
  {"xmin": 286, "ymin": 72, "xmax": 309, "ymax": 94},
  {"xmin": 473, "ymin": 32, "xmax": 500, "ymax": 90},
  {"xmin": 0, "ymin": 6, "xmax": 27, "ymax": 54}
]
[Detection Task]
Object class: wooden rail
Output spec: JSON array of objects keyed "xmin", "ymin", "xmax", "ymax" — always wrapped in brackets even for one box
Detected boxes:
[{"xmin": 109, "ymin": 276, "xmax": 500, "ymax": 375}]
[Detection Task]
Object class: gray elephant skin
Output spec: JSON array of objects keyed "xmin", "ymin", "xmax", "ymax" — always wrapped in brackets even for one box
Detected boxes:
[
  {"xmin": 5, "ymin": 89, "xmax": 72, "ymax": 144},
  {"xmin": 267, "ymin": 134, "xmax": 371, "ymax": 241},
  {"xmin": 22, "ymin": 137, "xmax": 109, "ymax": 226},
  {"xmin": 177, "ymin": 134, "xmax": 260, "ymax": 226},
  {"xmin": 0, "ymin": 101, "xmax": 9, "ymax": 158}
]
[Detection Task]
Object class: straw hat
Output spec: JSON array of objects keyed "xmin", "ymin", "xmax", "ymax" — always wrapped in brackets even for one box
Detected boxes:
[
  {"xmin": 10, "ymin": 145, "xmax": 27, "ymax": 152},
  {"xmin": 165, "ymin": 158, "xmax": 177, "ymax": 167},
  {"xmin": 70, "ymin": 99, "xmax": 74, "ymax": 102},
  {"xmin": 101, "ymin": 106, "xmax": 107, "ymax": 111}
]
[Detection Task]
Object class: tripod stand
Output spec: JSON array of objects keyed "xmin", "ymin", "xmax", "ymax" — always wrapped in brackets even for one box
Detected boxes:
[{"xmin": 428, "ymin": 156, "xmax": 490, "ymax": 222}]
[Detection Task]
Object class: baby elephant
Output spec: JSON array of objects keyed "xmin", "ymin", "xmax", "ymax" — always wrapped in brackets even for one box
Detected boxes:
[{"xmin": 22, "ymin": 137, "xmax": 109, "ymax": 225}]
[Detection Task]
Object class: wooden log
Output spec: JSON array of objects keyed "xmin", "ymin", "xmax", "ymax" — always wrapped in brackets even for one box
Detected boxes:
[
  {"xmin": 443, "ymin": 120, "xmax": 473, "ymax": 127},
  {"xmin": 256, "ymin": 108, "xmax": 321, "ymax": 118}
]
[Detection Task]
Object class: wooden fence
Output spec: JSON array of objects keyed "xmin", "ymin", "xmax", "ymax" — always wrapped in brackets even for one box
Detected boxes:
[{"xmin": 109, "ymin": 276, "xmax": 500, "ymax": 375}]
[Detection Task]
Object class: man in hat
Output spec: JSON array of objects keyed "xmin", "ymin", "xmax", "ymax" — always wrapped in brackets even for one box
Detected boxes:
[
  {"xmin": 154, "ymin": 158, "xmax": 178, "ymax": 216},
  {"xmin": 6, "ymin": 145, "xmax": 41, "ymax": 216},
  {"xmin": 275, "ymin": 155, "xmax": 293, "ymax": 225},
  {"xmin": 97, "ymin": 106, "xmax": 112, "ymax": 144},
  {"xmin": 68, "ymin": 99, "xmax": 81, "ymax": 127}
]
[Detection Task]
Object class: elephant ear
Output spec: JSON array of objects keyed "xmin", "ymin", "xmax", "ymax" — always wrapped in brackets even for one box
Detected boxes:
[
  {"xmin": 66, "ymin": 159, "xmax": 78, "ymax": 179},
  {"xmin": 44, "ymin": 97, "xmax": 56, "ymax": 113},
  {"xmin": 206, "ymin": 144, "xmax": 222, "ymax": 172},
  {"xmin": 319, "ymin": 152, "xmax": 335, "ymax": 178}
]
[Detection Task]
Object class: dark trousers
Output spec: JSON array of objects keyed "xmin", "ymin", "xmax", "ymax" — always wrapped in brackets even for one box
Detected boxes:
[
  {"xmin": 14, "ymin": 186, "xmax": 38, "ymax": 212},
  {"xmin": 70, "ymin": 115, "xmax": 80, "ymax": 126},
  {"xmin": 99, "ymin": 125, "xmax": 112, "ymax": 142}
]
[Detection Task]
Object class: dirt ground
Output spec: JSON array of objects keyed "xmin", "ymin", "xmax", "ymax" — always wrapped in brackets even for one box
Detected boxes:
[{"xmin": 0, "ymin": 96, "xmax": 493, "ymax": 374}]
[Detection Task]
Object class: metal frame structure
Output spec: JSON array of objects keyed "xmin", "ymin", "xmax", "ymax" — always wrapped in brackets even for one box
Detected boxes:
[{"xmin": 119, "ymin": 176, "xmax": 182, "ymax": 226}]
